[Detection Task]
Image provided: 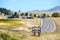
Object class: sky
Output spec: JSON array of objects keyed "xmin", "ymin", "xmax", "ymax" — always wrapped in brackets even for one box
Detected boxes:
[{"xmin": 0, "ymin": 0, "xmax": 60, "ymax": 12}]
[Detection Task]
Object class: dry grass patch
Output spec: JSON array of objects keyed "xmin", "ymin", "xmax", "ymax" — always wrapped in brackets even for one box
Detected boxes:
[{"xmin": 0, "ymin": 18, "xmax": 41, "ymax": 29}]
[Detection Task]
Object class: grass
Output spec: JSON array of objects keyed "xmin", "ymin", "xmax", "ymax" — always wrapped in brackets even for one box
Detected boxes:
[
  {"xmin": 0, "ymin": 17, "xmax": 60, "ymax": 40},
  {"xmin": 0, "ymin": 18, "xmax": 40, "ymax": 29},
  {"xmin": 0, "ymin": 19, "xmax": 20, "ymax": 23},
  {"xmin": 0, "ymin": 19, "xmax": 23, "ymax": 29},
  {"xmin": 17, "ymin": 17, "xmax": 60, "ymax": 40},
  {"xmin": 0, "ymin": 32, "xmax": 21, "ymax": 40},
  {"xmin": 52, "ymin": 17, "xmax": 60, "ymax": 34}
]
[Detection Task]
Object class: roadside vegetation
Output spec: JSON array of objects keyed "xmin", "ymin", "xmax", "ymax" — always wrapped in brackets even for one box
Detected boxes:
[{"xmin": 0, "ymin": 32, "xmax": 21, "ymax": 40}]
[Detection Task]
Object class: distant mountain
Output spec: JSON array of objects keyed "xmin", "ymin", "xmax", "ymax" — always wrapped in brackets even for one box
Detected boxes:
[
  {"xmin": 27, "ymin": 10, "xmax": 40, "ymax": 12},
  {"xmin": 28, "ymin": 5, "xmax": 60, "ymax": 12},
  {"xmin": 48, "ymin": 6, "xmax": 60, "ymax": 11}
]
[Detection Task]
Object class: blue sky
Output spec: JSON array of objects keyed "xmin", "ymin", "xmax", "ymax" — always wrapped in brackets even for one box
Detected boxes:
[{"xmin": 0, "ymin": 0, "xmax": 60, "ymax": 12}]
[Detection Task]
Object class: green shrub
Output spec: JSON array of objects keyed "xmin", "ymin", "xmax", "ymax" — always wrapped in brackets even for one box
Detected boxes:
[{"xmin": 0, "ymin": 33, "xmax": 21, "ymax": 40}]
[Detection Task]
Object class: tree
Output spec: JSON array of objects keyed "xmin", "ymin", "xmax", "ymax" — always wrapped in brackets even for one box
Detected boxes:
[
  {"xmin": 47, "ymin": 14, "xmax": 50, "ymax": 17},
  {"xmin": 0, "ymin": 8, "xmax": 10, "ymax": 15},
  {"xmin": 20, "ymin": 13, "xmax": 24, "ymax": 16},
  {"xmin": 13, "ymin": 12, "xmax": 19, "ymax": 18},
  {"xmin": 25, "ymin": 12, "xmax": 28, "ymax": 16},
  {"xmin": 19, "ymin": 10, "xmax": 20, "ymax": 12},
  {"xmin": 14, "ymin": 12, "xmax": 17, "ymax": 16},
  {"xmin": 52, "ymin": 12, "xmax": 59, "ymax": 17},
  {"xmin": 42, "ymin": 14, "xmax": 46, "ymax": 17},
  {"xmin": 34, "ymin": 14, "xmax": 36, "ymax": 17}
]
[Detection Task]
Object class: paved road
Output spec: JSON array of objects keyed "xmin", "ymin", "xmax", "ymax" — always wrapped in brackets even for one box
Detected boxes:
[{"xmin": 41, "ymin": 18, "xmax": 56, "ymax": 32}]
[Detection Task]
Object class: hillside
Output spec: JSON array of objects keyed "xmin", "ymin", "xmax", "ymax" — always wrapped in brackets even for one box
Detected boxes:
[
  {"xmin": 28, "ymin": 5, "xmax": 60, "ymax": 12},
  {"xmin": 27, "ymin": 6, "xmax": 60, "ymax": 16}
]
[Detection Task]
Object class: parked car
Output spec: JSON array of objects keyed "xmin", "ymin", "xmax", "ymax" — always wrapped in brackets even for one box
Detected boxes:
[
  {"xmin": 26, "ymin": 16, "xmax": 34, "ymax": 19},
  {"xmin": 8, "ymin": 15, "xmax": 19, "ymax": 18},
  {"xmin": 40, "ymin": 16, "xmax": 45, "ymax": 18}
]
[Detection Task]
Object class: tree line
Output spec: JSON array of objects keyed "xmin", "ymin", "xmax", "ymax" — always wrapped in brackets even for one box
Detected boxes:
[
  {"xmin": 0, "ymin": 8, "xmax": 60, "ymax": 18},
  {"xmin": 0, "ymin": 8, "xmax": 10, "ymax": 15},
  {"xmin": 20, "ymin": 12, "xmax": 60, "ymax": 18}
]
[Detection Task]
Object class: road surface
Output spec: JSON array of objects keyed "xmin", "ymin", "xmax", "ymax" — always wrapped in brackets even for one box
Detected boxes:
[{"xmin": 41, "ymin": 18, "xmax": 56, "ymax": 32}]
